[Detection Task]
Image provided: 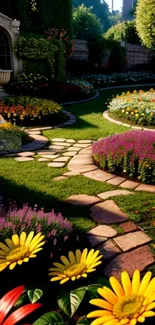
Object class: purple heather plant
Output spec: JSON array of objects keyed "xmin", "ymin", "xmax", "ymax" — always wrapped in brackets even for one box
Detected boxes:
[
  {"xmin": 0, "ymin": 203, "xmax": 73, "ymax": 246},
  {"xmin": 92, "ymin": 130, "xmax": 155, "ymax": 184}
]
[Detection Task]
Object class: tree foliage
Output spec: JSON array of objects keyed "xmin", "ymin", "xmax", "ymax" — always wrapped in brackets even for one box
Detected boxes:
[
  {"xmin": 73, "ymin": 0, "xmax": 110, "ymax": 31},
  {"xmin": 73, "ymin": 5, "xmax": 102, "ymax": 40},
  {"xmin": 136, "ymin": 0, "xmax": 155, "ymax": 49},
  {"xmin": 105, "ymin": 20, "xmax": 141, "ymax": 44}
]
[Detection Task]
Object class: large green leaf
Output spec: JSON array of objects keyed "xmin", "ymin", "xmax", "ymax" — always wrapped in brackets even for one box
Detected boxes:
[
  {"xmin": 76, "ymin": 316, "xmax": 90, "ymax": 324},
  {"xmin": 27, "ymin": 289, "xmax": 43, "ymax": 303},
  {"xmin": 87, "ymin": 284, "xmax": 102, "ymax": 299},
  {"xmin": 33, "ymin": 312, "xmax": 64, "ymax": 325},
  {"xmin": 57, "ymin": 287, "xmax": 86, "ymax": 318}
]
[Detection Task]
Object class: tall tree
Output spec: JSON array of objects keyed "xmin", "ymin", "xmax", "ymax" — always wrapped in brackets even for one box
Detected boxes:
[{"xmin": 136, "ymin": 0, "xmax": 155, "ymax": 49}]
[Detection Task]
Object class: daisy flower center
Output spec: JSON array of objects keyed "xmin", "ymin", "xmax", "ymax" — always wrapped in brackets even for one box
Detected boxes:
[
  {"xmin": 64, "ymin": 262, "xmax": 86, "ymax": 277},
  {"xmin": 6, "ymin": 246, "xmax": 29, "ymax": 262},
  {"xmin": 113, "ymin": 294, "xmax": 144, "ymax": 319}
]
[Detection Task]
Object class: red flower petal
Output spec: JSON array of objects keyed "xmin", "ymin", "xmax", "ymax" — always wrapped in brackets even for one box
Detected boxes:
[
  {"xmin": 0, "ymin": 286, "xmax": 25, "ymax": 324},
  {"xmin": 2, "ymin": 303, "xmax": 42, "ymax": 325}
]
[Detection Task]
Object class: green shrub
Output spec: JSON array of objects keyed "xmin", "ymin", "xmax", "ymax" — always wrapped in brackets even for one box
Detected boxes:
[
  {"xmin": 105, "ymin": 20, "xmax": 141, "ymax": 44},
  {"xmin": 14, "ymin": 72, "xmax": 48, "ymax": 93},
  {"xmin": 0, "ymin": 96, "xmax": 62, "ymax": 126},
  {"xmin": 0, "ymin": 123, "xmax": 30, "ymax": 150},
  {"xmin": 136, "ymin": 0, "xmax": 155, "ymax": 49},
  {"xmin": 108, "ymin": 88, "xmax": 155, "ymax": 126}
]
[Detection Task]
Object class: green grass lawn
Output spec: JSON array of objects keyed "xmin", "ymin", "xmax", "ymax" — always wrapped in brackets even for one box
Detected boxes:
[{"xmin": 1, "ymin": 87, "xmax": 155, "ymax": 236}]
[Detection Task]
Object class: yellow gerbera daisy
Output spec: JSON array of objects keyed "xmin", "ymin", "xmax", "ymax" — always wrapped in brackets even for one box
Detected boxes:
[
  {"xmin": 49, "ymin": 248, "xmax": 102, "ymax": 284},
  {"xmin": 87, "ymin": 270, "xmax": 155, "ymax": 325},
  {"xmin": 0, "ymin": 231, "xmax": 45, "ymax": 271}
]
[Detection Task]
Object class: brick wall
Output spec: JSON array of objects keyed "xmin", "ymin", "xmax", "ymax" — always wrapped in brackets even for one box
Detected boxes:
[{"xmin": 125, "ymin": 43, "xmax": 155, "ymax": 68}]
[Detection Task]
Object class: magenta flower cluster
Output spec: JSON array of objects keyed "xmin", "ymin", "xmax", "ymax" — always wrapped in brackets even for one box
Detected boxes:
[
  {"xmin": 0, "ymin": 203, "xmax": 73, "ymax": 245},
  {"xmin": 92, "ymin": 130, "xmax": 155, "ymax": 184}
]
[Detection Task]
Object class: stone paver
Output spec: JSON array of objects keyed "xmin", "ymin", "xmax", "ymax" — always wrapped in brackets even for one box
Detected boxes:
[
  {"xmin": 68, "ymin": 165, "xmax": 98, "ymax": 173},
  {"xmin": 40, "ymin": 154, "xmax": 59, "ymax": 159},
  {"xmin": 79, "ymin": 148, "xmax": 92, "ymax": 154},
  {"xmin": 15, "ymin": 157, "xmax": 34, "ymax": 162},
  {"xmin": 104, "ymin": 246, "xmax": 155, "ymax": 279},
  {"xmin": 65, "ymin": 194, "xmax": 101, "ymax": 206},
  {"xmin": 63, "ymin": 152, "xmax": 77, "ymax": 157},
  {"xmin": 119, "ymin": 221, "xmax": 140, "ymax": 233},
  {"xmin": 119, "ymin": 180, "xmax": 139, "ymax": 189},
  {"xmin": 113, "ymin": 231, "xmax": 151, "ymax": 252},
  {"xmin": 53, "ymin": 176, "xmax": 67, "ymax": 181},
  {"xmin": 67, "ymin": 147, "xmax": 81, "ymax": 152},
  {"xmin": 52, "ymin": 138, "xmax": 66, "ymax": 142},
  {"xmin": 48, "ymin": 145, "xmax": 65, "ymax": 150},
  {"xmin": 52, "ymin": 142, "xmax": 71, "ymax": 147},
  {"xmin": 97, "ymin": 190, "xmax": 134, "ymax": 200},
  {"xmin": 38, "ymin": 158, "xmax": 49, "ymax": 162},
  {"xmin": 37, "ymin": 150, "xmax": 58, "ymax": 155},
  {"xmin": 83, "ymin": 169, "xmax": 115, "ymax": 182},
  {"xmin": 106, "ymin": 176, "xmax": 126, "ymax": 186},
  {"xmin": 53, "ymin": 156, "xmax": 69, "ymax": 162},
  {"xmin": 48, "ymin": 162, "xmax": 65, "ymax": 168},
  {"xmin": 87, "ymin": 225, "xmax": 117, "ymax": 238},
  {"xmin": 73, "ymin": 143, "xmax": 91, "ymax": 148},
  {"xmin": 135, "ymin": 184, "xmax": 155, "ymax": 193},
  {"xmin": 28, "ymin": 131, "xmax": 41, "ymax": 135},
  {"xmin": 78, "ymin": 140, "xmax": 92, "ymax": 144},
  {"xmin": 68, "ymin": 156, "xmax": 93, "ymax": 166},
  {"xmin": 90, "ymin": 200, "xmax": 128, "ymax": 224},
  {"xmin": 17, "ymin": 152, "xmax": 35, "ymax": 157},
  {"xmin": 98, "ymin": 240, "xmax": 121, "ymax": 259},
  {"xmin": 87, "ymin": 235, "xmax": 107, "ymax": 247},
  {"xmin": 63, "ymin": 171, "xmax": 80, "ymax": 176},
  {"xmin": 66, "ymin": 139, "xmax": 76, "ymax": 143}
]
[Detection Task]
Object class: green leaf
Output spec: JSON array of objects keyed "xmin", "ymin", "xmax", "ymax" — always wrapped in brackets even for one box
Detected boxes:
[
  {"xmin": 87, "ymin": 284, "xmax": 102, "ymax": 299},
  {"xmin": 76, "ymin": 316, "xmax": 90, "ymax": 324},
  {"xmin": 27, "ymin": 289, "xmax": 43, "ymax": 304},
  {"xmin": 33, "ymin": 312, "xmax": 64, "ymax": 325},
  {"xmin": 57, "ymin": 287, "xmax": 86, "ymax": 318},
  {"xmin": 14, "ymin": 292, "xmax": 28, "ymax": 307}
]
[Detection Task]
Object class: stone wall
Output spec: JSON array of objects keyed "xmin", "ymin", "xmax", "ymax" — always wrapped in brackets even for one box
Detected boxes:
[
  {"xmin": 125, "ymin": 43, "xmax": 155, "ymax": 68},
  {"xmin": 71, "ymin": 39, "xmax": 89, "ymax": 60}
]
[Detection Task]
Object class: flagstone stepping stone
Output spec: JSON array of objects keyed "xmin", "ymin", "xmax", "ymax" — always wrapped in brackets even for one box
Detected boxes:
[
  {"xmin": 104, "ymin": 245, "xmax": 155, "ymax": 279},
  {"xmin": 84, "ymin": 170, "xmax": 115, "ymax": 182},
  {"xmin": 73, "ymin": 143, "xmax": 91, "ymax": 148},
  {"xmin": 90, "ymin": 200, "xmax": 128, "ymax": 224},
  {"xmin": 87, "ymin": 225, "xmax": 117, "ymax": 238},
  {"xmin": 48, "ymin": 145, "xmax": 65, "ymax": 150},
  {"xmin": 52, "ymin": 138, "xmax": 66, "ymax": 142},
  {"xmin": 38, "ymin": 158, "xmax": 49, "ymax": 162},
  {"xmin": 15, "ymin": 157, "xmax": 34, "ymax": 162},
  {"xmin": 67, "ymin": 147, "xmax": 81, "ymax": 152},
  {"xmin": 28, "ymin": 131, "xmax": 41, "ymax": 135},
  {"xmin": 113, "ymin": 231, "xmax": 151, "ymax": 252},
  {"xmin": 66, "ymin": 139, "xmax": 76, "ymax": 143},
  {"xmin": 77, "ymin": 140, "xmax": 92, "ymax": 144},
  {"xmin": 52, "ymin": 142, "xmax": 71, "ymax": 147},
  {"xmin": 63, "ymin": 152, "xmax": 77, "ymax": 157},
  {"xmin": 53, "ymin": 156, "xmax": 70, "ymax": 162},
  {"xmin": 135, "ymin": 184, "xmax": 155, "ymax": 193},
  {"xmin": 63, "ymin": 171, "xmax": 80, "ymax": 176},
  {"xmin": 68, "ymin": 165, "xmax": 98, "ymax": 173},
  {"xmin": 65, "ymin": 194, "xmax": 101, "ymax": 206},
  {"xmin": 87, "ymin": 235, "xmax": 107, "ymax": 247},
  {"xmin": 37, "ymin": 150, "xmax": 58, "ymax": 155},
  {"xmin": 40, "ymin": 154, "xmax": 59, "ymax": 159},
  {"xmin": 119, "ymin": 180, "xmax": 139, "ymax": 189},
  {"xmin": 79, "ymin": 148, "xmax": 92, "ymax": 154},
  {"xmin": 17, "ymin": 152, "xmax": 35, "ymax": 157},
  {"xmin": 48, "ymin": 162, "xmax": 65, "ymax": 167},
  {"xmin": 53, "ymin": 176, "xmax": 67, "ymax": 181},
  {"xmin": 119, "ymin": 221, "xmax": 140, "ymax": 233},
  {"xmin": 68, "ymin": 157, "xmax": 93, "ymax": 166},
  {"xmin": 97, "ymin": 190, "xmax": 134, "ymax": 200},
  {"xmin": 98, "ymin": 240, "xmax": 121, "ymax": 260},
  {"xmin": 106, "ymin": 176, "xmax": 126, "ymax": 186}
]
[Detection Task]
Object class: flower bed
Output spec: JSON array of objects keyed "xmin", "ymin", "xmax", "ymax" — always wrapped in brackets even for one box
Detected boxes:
[
  {"xmin": 108, "ymin": 88, "xmax": 155, "ymax": 127},
  {"xmin": 0, "ymin": 123, "xmax": 30, "ymax": 151},
  {"xmin": 92, "ymin": 130, "xmax": 155, "ymax": 184},
  {"xmin": 74, "ymin": 71, "xmax": 155, "ymax": 89},
  {"xmin": 0, "ymin": 96, "xmax": 63, "ymax": 126}
]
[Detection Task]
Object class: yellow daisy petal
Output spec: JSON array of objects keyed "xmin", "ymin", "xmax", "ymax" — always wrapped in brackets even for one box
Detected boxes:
[
  {"xmin": 17, "ymin": 260, "xmax": 23, "ymax": 265},
  {"xmin": 82, "ymin": 273, "xmax": 87, "ymax": 278},
  {"xmin": 144, "ymin": 278, "xmax": 155, "ymax": 296},
  {"xmin": 29, "ymin": 254, "xmax": 36, "ymax": 258},
  {"xmin": 53, "ymin": 262, "xmax": 65, "ymax": 270},
  {"xmin": 98, "ymin": 287, "xmax": 118, "ymax": 305},
  {"xmin": 75, "ymin": 249, "xmax": 81, "ymax": 262},
  {"xmin": 20, "ymin": 232, "xmax": 27, "ymax": 246},
  {"xmin": 80, "ymin": 248, "xmax": 88, "ymax": 263},
  {"xmin": 9, "ymin": 262, "xmax": 17, "ymax": 270},
  {"xmin": 110, "ymin": 277, "xmax": 124, "ymax": 298},
  {"xmin": 102, "ymin": 319, "xmax": 119, "ymax": 325},
  {"xmin": 0, "ymin": 242, "xmax": 10, "ymax": 252},
  {"xmin": 60, "ymin": 255, "xmax": 70, "ymax": 266},
  {"xmin": 120, "ymin": 320, "xmax": 129, "ymax": 325},
  {"xmin": 50, "ymin": 276, "xmax": 63, "ymax": 282},
  {"xmin": 25, "ymin": 231, "xmax": 34, "ymax": 246},
  {"xmin": 0, "ymin": 263, "xmax": 8, "ymax": 271},
  {"xmin": 138, "ymin": 272, "xmax": 152, "ymax": 295},
  {"xmin": 145, "ymin": 302, "xmax": 155, "ymax": 311},
  {"xmin": 90, "ymin": 299, "xmax": 113, "ymax": 311},
  {"xmin": 86, "ymin": 249, "xmax": 95, "ymax": 263},
  {"xmin": 32, "ymin": 248, "xmax": 43, "ymax": 254},
  {"xmin": 71, "ymin": 276, "xmax": 76, "ymax": 281},
  {"xmin": 5, "ymin": 238, "xmax": 15, "ymax": 249},
  {"xmin": 68, "ymin": 251, "xmax": 76, "ymax": 264},
  {"xmin": 23, "ymin": 257, "xmax": 29, "ymax": 262},
  {"xmin": 60, "ymin": 277, "xmax": 70, "ymax": 284},
  {"xmin": 29, "ymin": 235, "xmax": 45, "ymax": 251},
  {"xmin": 142, "ymin": 311, "xmax": 155, "ymax": 317},
  {"xmin": 137, "ymin": 316, "xmax": 145, "ymax": 323},
  {"xmin": 77, "ymin": 275, "xmax": 81, "ymax": 279},
  {"xmin": 130, "ymin": 320, "xmax": 137, "ymax": 325},
  {"xmin": 12, "ymin": 234, "xmax": 19, "ymax": 246},
  {"xmin": 87, "ymin": 310, "xmax": 112, "ymax": 318},
  {"xmin": 29, "ymin": 232, "xmax": 42, "ymax": 247},
  {"xmin": 121, "ymin": 271, "xmax": 132, "ymax": 295},
  {"xmin": 132, "ymin": 270, "xmax": 140, "ymax": 294},
  {"xmin": 91, "ymin": 315, "xmax": 115, "ymax": 325}
]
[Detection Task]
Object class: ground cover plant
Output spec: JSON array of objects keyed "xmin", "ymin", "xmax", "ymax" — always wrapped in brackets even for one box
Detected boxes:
[
  {"xmin": 92, "ymin": 130, "xmax": 155, "ymax": 184},
  {"xmin": 0, "ymin": 96, "xmax": 63, "ymax": 126},
  {"xmin": 0, "ymin": 123, "xmax": 30, "ymax": 151},
  {"xmin": 108, "ymin": 88, "xmax": 155, "ymax": 127}
]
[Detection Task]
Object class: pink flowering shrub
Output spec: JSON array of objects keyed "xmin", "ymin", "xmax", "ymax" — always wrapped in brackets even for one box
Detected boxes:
[
  {"xmin": 0, "ymin": 203, "xmax": 73, "ymax": 246},
  {"xmin": 92, "ymin": 130, "xmax": 155, "ymax": 184}
]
